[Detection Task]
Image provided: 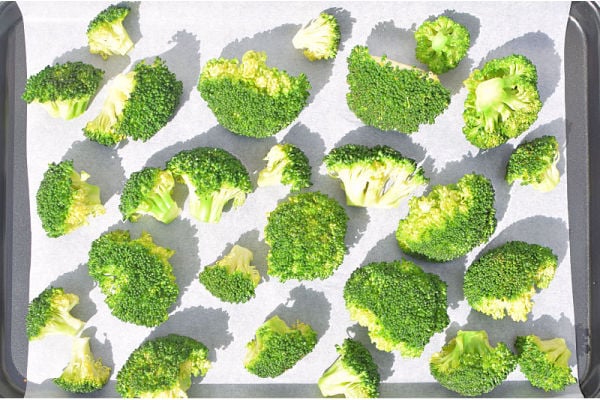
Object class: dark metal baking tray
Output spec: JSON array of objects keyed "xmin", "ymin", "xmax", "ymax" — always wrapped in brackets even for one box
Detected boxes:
[{"xmin": 0, "ymin": 0, "xmax": 597, "ymax": 397}]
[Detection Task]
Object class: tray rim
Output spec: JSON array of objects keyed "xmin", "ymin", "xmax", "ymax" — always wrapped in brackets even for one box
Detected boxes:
[{"xmin": 0, "ymin": 0, "xmax": 596, "ymax": 397}]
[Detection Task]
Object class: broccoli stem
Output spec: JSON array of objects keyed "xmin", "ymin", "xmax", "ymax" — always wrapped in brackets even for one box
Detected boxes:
[
  {"xmin": 431, "ymin": 31, "xmax": 449, "ymax": 52},
  {"xmin": 141, "ymin": 191, "xmax": 180, "ymax": 224},
  {"xmin": 318, "ymin": 359, "xmax": 361, "ymax": 397},
  {"xmin": 531, "ymin": 159, "xmax": 560, "ymax": 192},
  {"xmin": 48, "ymin": 311, "xmax": 86, "ymax": 337},
  {"xmin": 38, "ymin": 97, "xmax": 92, "ymax": 120},
  {"xmin": 190, "ymin": 188, "xmax": 245, "ymax": 223}
]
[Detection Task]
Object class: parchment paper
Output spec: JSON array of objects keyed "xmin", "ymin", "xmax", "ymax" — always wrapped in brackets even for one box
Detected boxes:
[{"xmin": 18, "ymin": 1, "xmax": 576, "ymax": 397}]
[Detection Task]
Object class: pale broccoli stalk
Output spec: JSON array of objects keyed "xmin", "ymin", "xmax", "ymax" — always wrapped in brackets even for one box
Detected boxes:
[
  {"xmin": 84, "ymin": 71, "xmax": 136, "ymax": 146},
  {"xmin": 87, "ymin": 4, "xmax": 134, "ymax": 59},
  {"xmin": 292, "ymin": 12, "xmax": 341, "ymax": 61},
  {"xmin": 54, "ymin": 337, "xmax": 111, "ymax": 393}
]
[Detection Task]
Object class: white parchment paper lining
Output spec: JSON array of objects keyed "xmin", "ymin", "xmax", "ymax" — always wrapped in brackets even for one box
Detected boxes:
[{"xmin": 18, "ymin": 1, "xmax": 576, "ymax": 397}]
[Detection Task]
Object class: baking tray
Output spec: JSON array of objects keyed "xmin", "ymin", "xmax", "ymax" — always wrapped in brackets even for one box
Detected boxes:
[{"xmin": 0, "ymin": 1, "xmax": 597, "ymax": 397}]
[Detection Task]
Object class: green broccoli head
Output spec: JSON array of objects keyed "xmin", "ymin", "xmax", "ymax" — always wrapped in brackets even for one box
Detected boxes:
[
  {"xmin": 116, "ymin": 334, "xmax": 211, "ymax": 398},
  {"xmin": 430, "ymin": 330, "xmax": 517, "ymax": 396},
  {"xmin": 515, "ymin": 335, "xmax": 577, "ymax": 392},
  {"xmin": 463, "ymin": 54, "xmax": 542, "ymax": 149},
  {"xmin": 396, "ymin": 173, "xmax": 497, "ymax": 262},
  {"xmin": 324, "ymin": 144, "xmax": 429, "ymax": 208},
  {"xmin": 87, "ymin": 230, "xmax": 179, "ymax": 327},
  {"xmin": 343, "ymin": 260, "xmax": 449, "ymax": 357},
  {"xmin": 22, "ymin": 61, "xmax": 104, "ymax": 120},
  {"xmin": 506, "ymin": 135, "xmax": 560, "ymax": 192},
  {"xmin": 119, "ymin": 167, "xmax": 181, "ymax": 224},
  {"xmin": 87, "ymin": 4, "xmax": 134, "ymax": 59},
  {"xmin": 318, "ymin": 339, "xmax": 380, "ymax": 398},
  {"xmin": 463, "ymin": 241, "xmax": 558, "ymax": 322},
  {"xmin": 26, "ymin": 287, "xmax": 85, "ymax": 341},
  {"xmin": 36, "ymin": 160, "xmax": 105, "ymax": 238},
  {"xmin": 84, "ymin": 57, "xmax": 183, "ymax": 146},
  {"xmin": 166, "ymin": 147, "xmax": 252, "ymax": 223},
  {"xmin": 292, "ymin": 12, "xmax": 341, "ymax": 61},
  {"xmin": 197, "ymin": 50, "xmax": 311, "ymax": 138},
  {"xmin": 199, "ymin": 245, "xmax": 261, "ymax": 303},
  {"xmin": 264, "ymin": 192, "xmax": 348, "ymax": 281},
  {"xmin": 53, "ymin": 336, "xmax": 111, "ymax": 393},
  {"xmin": 257, "ymin": 143, "xmax": 312, "ymax": 192},
  {"xmin": 346, "ymin": 45, "xmax": 451, "ymax": 134},
  {"xmin": 244, "ymin": 316, "xmax": 317, "ymax": 378},
  {"xmin": 414, "ymin": 16, "xmax": 470, "ymax": 74}
]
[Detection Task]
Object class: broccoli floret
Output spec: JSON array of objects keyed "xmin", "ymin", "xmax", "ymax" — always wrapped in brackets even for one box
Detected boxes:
[
  {"xmin": 166, "ymin": 147, "xmax": 252, "ymax": 223},
  {"xmin": 116, "ymin": 334, "xmax": 211, "ymax": 398},
  {"xmin": 463, "ymin": 241, "xmax": 558, "ymax": 322},
  {"xmin": 53, "ymin": 336, "xmax": 111, "ymax": 393},
  {"xmin": 346, "ymin": 45, "xmax": 451, "ymax": 134},
  {"xmin": 199, "ymin": 245, "xmax": 260, "ymax": 303},
  {"xmin": 36, "ymin": 160, "xmax": 105, "ymax": 238},
  {"xmin": 264, "ymin": 192, "xmax": 348, "ymax": 281},
  {"xmin": 324, "ymin": 144, "xmax": 429, "ymax": 208},
  {"xmin": 87, "ymin": 230, "xmax": 179, "ymax": 327},
  {"xmin": 292, "ymin": 12, "xmax": 341, "ymax": 61},
  {"xmin": 197, "ymin": 50, "xmax": 311, "ymax": 138},
  {"xmin": 506, "ymin": 135, "xmax": 560, "ymax": 192},
  {"xmin": 25, "ymin": 287, "xmax": 85, "ymax": 341},
  {"xmin": 87, "ymin": 4, "xmax": 134, "ymax": 59},
  {"xmin": 257, "ymin": 143, "xmax": 312, "ymax": 191},
  {"xmin": 244, "ymin": 316, "xmax": 317, "ymax": 378},
  {"xmin": 318, "ymin": 339, "xmax": 380, "ymax": 398},
  {"xmin": 463, "ymin": 54, "xmax": 542, "ymax": 149},
  {"xmin": 343, "ymin": 260, "xmax": 449, "ymax": 357},
  {"xmin": 84, "ymin": 57, "xmax": 182, "ymax": 146},
  {"xmin": 430, "ymin": 330, "xmax": 517, "ymax": 396},
  {"xmin": 414, "ymin": 16, "xmax": 470, "ymax": 74},
  {"xmin": 396, "ymin": 173, "xmax": 497, "ymax": 262},
  {"xmin": 119, "ymin": 167, "xmax": 180, "ymax": 224},
  {"xmin": 515, "ymin": 335, "xmax": 577, "ymax": 392},
  {"xmin": 22, "ymin": 61, "xmax": 104, "ymax": 120}
]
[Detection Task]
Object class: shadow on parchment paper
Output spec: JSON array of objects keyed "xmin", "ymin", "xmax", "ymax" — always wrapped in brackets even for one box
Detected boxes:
[
  {"xmin": 520, "ymin": 118, "xmax": 567, "ymax": 180},
  {"xmin": 265, "ymin": 285, "xmax": 331, "ymax": 340},
  {"xmin": 366, "ymin": 20, "xmax": 417, "ymax": 66},
  {"xmin": 479, "ymin": 215, "xmax": 569, "ymax": 267},
  {"xmin": 147, "ymin": 305, "xmax": 234, "ymax": 363},
  {"xmin": 144, "ymin": 124, "xmax": 277, "ymax": 188},
  {"xmin": 481, "ymin": 31, "xmax": 561, "ymax": 103},
  {"xmin": 50, "ymin": 263, "xmax": 97, "ymax": 323},
  {"xmin": 219, "ymin": 8, "xmax": 354, "ymax": 106},
  {"xmin": 121, "ymin": 1, "xmax": 142, "ymax": 45},
  {"xmin": 156, "ymin": 30, "xmax": 201, "ymax": 113},
  {"xmin": 347, "ymin": 323, "xmax": 396, "ymax": 381},
  {"xmin": 335, "ymin": 125, "xmax": 434, "ymax": 175},
  {"xmin": 62, "ymin": 140, "xmax": 126, "ymax": 202},
  {"xmin": 360, "ymin": 231, "xmax": 467, "ymax": 311},
  {"xmin": 446, "ymin": 313, "xmax": 576, "ymax": 366}
]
